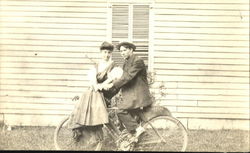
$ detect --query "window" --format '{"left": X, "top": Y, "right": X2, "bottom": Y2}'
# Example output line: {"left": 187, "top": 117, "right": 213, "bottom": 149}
{"left": 110, "top": 4, "right": 150, "bottom": 67}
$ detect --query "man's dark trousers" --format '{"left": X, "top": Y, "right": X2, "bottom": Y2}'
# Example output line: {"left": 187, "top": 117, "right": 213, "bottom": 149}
{"left": 117, "top": 108, "right": 143, "bottom": 133}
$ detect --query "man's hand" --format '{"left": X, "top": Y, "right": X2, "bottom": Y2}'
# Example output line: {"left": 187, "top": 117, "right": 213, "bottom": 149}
{"left": 102, "top": 83, "right": 113, "bottom": 90}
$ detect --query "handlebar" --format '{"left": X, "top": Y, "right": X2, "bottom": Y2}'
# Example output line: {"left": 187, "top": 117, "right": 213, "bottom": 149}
{"left": 107, "top": 107, "right": 119, "bottom": 110}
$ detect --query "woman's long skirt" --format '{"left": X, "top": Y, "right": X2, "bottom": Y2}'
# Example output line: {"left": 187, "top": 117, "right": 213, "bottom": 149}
{"left": 68, "top": 89, "right": 109, "bottom": 129}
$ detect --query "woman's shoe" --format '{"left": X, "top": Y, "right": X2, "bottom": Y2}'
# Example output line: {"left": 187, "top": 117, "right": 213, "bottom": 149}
{"left": 72, "top": 129, "right": 82, "bottom": 142}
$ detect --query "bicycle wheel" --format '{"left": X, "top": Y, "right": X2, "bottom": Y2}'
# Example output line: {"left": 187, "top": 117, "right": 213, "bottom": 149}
{"left": 134, "top": 116, "right": 188, "bottom": 151}
{"left": 54, "top": 116, "right": 102, "bottom": 150}
{"left": 101, "top": 124, "right": 119, "bottom": 151}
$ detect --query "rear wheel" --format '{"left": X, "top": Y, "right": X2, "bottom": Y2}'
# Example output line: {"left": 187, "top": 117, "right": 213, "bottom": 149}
{"left": 54, "top": 116, "right": 102, "bottom": 150}
{"left": 134, "top": 116, "right": 188, "bottom": 151}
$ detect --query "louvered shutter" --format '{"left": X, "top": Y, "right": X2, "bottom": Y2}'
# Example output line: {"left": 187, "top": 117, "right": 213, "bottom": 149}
{"left": 132, "top": 5, "right": 149, "bottom": 66}
{"left": 111, "top": 4, "right": 149, "bottom": 67}
{"left": 112, "top": 5, "right": 129, "bottom": 67}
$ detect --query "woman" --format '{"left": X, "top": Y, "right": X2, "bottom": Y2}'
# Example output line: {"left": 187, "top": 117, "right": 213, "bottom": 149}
{"left": 67, "top": 41, "right": 122, "bottom": 143}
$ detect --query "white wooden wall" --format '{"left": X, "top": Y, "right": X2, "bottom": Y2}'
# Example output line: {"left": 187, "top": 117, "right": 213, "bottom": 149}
{"left": 0, "top": 0, "right": 249, "bottom": 129}
{"left": 152, "top": 0, "right": 249, "bottom": 124}
{"left": 0, "top": 0, "right": 108, "bottom": 126}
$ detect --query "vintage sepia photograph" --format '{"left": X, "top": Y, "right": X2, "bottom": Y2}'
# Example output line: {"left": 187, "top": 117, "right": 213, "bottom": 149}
{"left": 0, "top": 0, "right": 249, "bottom": 151}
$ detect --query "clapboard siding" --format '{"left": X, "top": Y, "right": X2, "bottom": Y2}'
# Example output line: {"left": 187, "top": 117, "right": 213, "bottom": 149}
{"left": 1, "top": 5, "right": 107, "bottom": 13}
{"left": 154, "top": 3, "right": 249, "bottom": 10}
{"left": 0, "top": 84, "right": 85, "bottom": 93}
{"left": 0, "top": 96, "right": 74, "bottom": 104}
{"left": 153, "top": 88, "right": 249, "bottom": 96}
{"left": 0, "top": 0, "right": 249, "bottom": 128}
{"left": 152, "top": 93, "right": 249, "bottom": 101}
{"left": 153, "top": 0, "right": 249, "bottom": 120}
{"left": 151, "top": 82, "right": 249, "bottom": 90}
{"left": 154, "top": 27, "right": 248, "bottom": 35}
{"left": 1, "top": 109, "right": 71, "bottom": 115}
{"left": 0, "top": 79, "right": 86, "bottom": 87}
{"left": 154, "top": 40, "right": 248, "bottom": 47}
{"left": 154, "top": 33, "right": 249, "bottom": 41}
{"left": 154, "top": 46, "right": 249, "bottom": 53}
{"left": 1, "top": 34, "right": 106, "bottom": 41}
{"left": 0, "top": 102, "right": 74, "bottom": 111}
{"left": 175, "top": 112, "right": 249, "bottom": 119}
{"left": 0, "top": 51, "right": 105, "bottom": 59}
{"left": 1, "top": 1, "right": 107, "bottom": 7}
{"left": 0, "top": 0, "right": 108, "bottom": 118}
{"left": 0, "top": 67, "right": 89, "bottom": 75}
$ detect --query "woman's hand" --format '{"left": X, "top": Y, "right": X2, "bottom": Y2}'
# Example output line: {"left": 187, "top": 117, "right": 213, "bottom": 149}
{"left": 72, "top": 96, "right": 79, "bottom": 101}
{"left": 108, "top": 67, "right": 123, "bottom": 80}
{"left": 93, "top": 84, "right": 103, "bottom": 91}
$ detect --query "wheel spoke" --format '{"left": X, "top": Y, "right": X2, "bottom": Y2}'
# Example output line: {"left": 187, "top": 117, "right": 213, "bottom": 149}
{"left": 54, "top": 117, "right": 102, "bottom": 151}
{"left": 54, "top": 115, "right": 188, "bottom": 151}
{"left": 134, "top": 116, "right": 188, "bottom": 151}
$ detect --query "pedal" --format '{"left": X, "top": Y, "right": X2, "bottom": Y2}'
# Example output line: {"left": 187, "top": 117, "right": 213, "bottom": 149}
{"left": 128, "top": 136, "right": 138, "bottom": 143}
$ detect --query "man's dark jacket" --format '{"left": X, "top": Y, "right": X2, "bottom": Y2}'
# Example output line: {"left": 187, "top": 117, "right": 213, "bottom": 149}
{"left": 113, "top": 54, "right": 152, "bottom": 109}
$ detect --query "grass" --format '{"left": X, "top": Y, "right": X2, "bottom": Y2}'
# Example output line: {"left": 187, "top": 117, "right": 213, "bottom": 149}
{"left": 186, "top": 129, "right": 249, "bottom": 152}
{"left": 0, "top": 124, "right": 249, "bottom": 152}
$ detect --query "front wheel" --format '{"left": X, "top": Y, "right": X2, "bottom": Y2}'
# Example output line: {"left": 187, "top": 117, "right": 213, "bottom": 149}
{"left": 134, "top": 116, "right": 188, "bottom": 151}
{"left": 54, "top": 116, "right": 102, "bottom": 150}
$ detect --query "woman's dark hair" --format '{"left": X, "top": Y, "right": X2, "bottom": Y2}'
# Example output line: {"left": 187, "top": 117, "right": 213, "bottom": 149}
{"left": 100, "top": 41, "right": 114, "bottom": 51}
{"left": 116, "top": 42, "right": 136, "bottom": 51}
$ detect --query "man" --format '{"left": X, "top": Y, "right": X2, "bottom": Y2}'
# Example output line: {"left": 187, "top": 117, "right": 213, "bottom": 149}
{"left": 104, "top": 42, "right": 153, "bottom": 140}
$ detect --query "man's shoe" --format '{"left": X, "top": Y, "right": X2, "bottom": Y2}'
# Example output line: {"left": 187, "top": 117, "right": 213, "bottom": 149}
{"left": 134, "top": 126, "right": 145, "bottom": 138}
{"left": 95, "top": 141, "right": 103, "bottom": 151}
{"left": 127, "top": 133, "right": 138, "bottom": 143}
